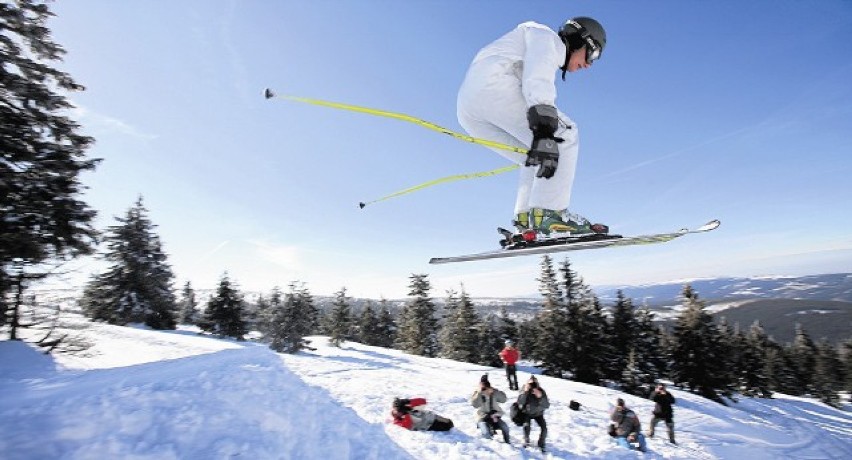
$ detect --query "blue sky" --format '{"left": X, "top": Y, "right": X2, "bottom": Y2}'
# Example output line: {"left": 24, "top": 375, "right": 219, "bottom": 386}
{"left": 47, "top": 1, "right": 852, "bottom": 298}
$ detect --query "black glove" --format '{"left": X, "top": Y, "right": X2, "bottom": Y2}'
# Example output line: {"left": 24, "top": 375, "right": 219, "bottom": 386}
{"left": 525, "top": 104, "right": 562, "bottom": 179}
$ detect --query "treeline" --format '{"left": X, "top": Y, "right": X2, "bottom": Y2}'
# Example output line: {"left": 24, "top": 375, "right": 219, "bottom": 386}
{"left": 68, "top": 198, "right": 851, "bottom": 407}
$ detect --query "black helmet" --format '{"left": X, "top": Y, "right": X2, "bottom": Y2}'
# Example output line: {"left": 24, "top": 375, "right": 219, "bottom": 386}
{"left": 558, "top": 16, "right": 606, "bottom": 63}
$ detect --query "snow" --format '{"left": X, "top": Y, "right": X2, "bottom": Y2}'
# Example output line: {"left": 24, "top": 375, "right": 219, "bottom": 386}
{"left": 1, "top": 318, "right": 851, "bottom": 459}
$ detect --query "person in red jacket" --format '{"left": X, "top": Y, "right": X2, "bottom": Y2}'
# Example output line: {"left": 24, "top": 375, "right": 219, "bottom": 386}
{"left": 499, "top": 340, "right": 520, "bottom": 390}
{"left": 390, "top": 397, "right": 454, "bottom": 431}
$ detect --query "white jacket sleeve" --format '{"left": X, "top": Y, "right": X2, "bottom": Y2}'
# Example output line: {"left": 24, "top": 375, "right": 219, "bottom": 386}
{"left": 520, "top": 24, "right": 562, "bottom": 109}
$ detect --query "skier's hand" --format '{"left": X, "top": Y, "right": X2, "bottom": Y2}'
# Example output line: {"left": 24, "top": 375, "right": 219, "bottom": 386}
{"left": 526, "top": 104, "right": 562, "bottom": 179}
{"left": 526, "top": 137, "right": 560, "bottom": 179}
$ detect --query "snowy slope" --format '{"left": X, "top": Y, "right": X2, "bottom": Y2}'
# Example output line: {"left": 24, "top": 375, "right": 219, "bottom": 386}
{"left": 1, "top": 318, "right": 850, "bottom": 460}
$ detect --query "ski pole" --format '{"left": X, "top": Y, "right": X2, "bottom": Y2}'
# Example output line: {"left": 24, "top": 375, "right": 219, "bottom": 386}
{"left": 263, "top": 88, "right": 526, "bottom": 208}
{"left": 263, "top": 88, "right": 528, "bottom": 155}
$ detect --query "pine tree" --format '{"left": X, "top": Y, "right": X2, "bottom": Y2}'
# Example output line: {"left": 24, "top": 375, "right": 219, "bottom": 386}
{"left": 375, "top": 299, "right": 397, "bottom": 348}
{"left": 741, "top": 321, "right": 772, "bottom": 398}
{"left": 841, "top": 339, "right": 852, "bottom": 393}
{"left": 497, "top": 306, "right": 519, "bottom": 344}
{"left": 763, "top": 341, "right": 799, "bottom": 396}
{"left": 80, "top": 197, "right": 177, "bottom": 329}
{"left": 533, "top": 255, "right": 570, "bottom": 377}
{"left": 1, "top": 0, "right": 99, "bottom": 318}
{"left": 477, "top": 313, "right": 505, "bottom": 368}
{"left": 199, "top": 272, "right": 246, "bottom": 340}
{"left": 634, "top": 307, "right": 668, "bottom": 381}
{"left": 395, "top": 274, "right": 439, "bottom": 357}
{"left": 267, "top": 282, "right": 318, "bottom": 353}
{"left": 789, "top": 323, "right": 818, "bottom": 396}
{"left": 609, "top": 290, "right": 639, "bottom": 380}
{"left": 178, "top": 281, "right": 198, "bottom": 325}
{"left": 328, "top": 287, "right": 353, "bottom": 347}
{"left": 572, "top": 287, "right": 610, "bottom": 385}
{"left": 813, "top": 340, "right": 843, "bottom": 407}
{"left": 670, "top": 285, "right": 732, "bottom": 403}
{"left": 620, "top": 349, "right": 655, "bottom": 396}
{"left": 439, "top": 287, "right": 481, "bottom": 364}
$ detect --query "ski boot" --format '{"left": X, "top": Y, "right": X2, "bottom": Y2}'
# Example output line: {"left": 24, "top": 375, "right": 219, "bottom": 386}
{"left": 531, "top": 208, "right": 609, "bottom": 236}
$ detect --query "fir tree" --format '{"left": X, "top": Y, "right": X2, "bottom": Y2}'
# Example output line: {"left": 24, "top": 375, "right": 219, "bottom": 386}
{"left": 533, "top": 255, "right": 570, "bottom": 377}
{"left": 789, "top": 323, "right": 818, "bottom": 396}
{"left": 267, "top": 282, "right": 318, "bottom": 353}
{"left": 199, "top": 273, "right": 246, "bottom": 340}
{"left": 439, "top": 287, "right": 481, "bottom": 364}
{"left": 635, "top": 307, "right": 668, "bottom": 381}
{"left": 497, "top": 306, "right": 519, "bottom": 344}
{"left": 327, "top": 287, "right": 353, "bottom": 347}
{"left": 609, "top": 290, "right": 639, "bottom": 379}
{"left": 1, "top": 0, "right": 99, "bottom": 319}
{"left": 763, "top": 341, "right": 799, "bottom": 396}
{"left": 80, "top": 197, "right": 177, "bottom": 329}
{"left": 395, "top": 274, "right": 439, "bottom": 357}
{"left": 620, "top": 349, "right": 655, "bottom": 396}
{"left": 477, "top": 313, "right": 505, "bottom": 368}
{"left": 178, "top": 281, "right": 198, "bottom": 325}
{"left": 841, "top": 339, "right": 852, "bottom": 394}
{"left": 813, "top": 340, "right": 844, "bottom": 407}
{"left": 742, "top": 321, "right": 773, "bottom": 398}
{"left": 670, "top": 285, "right": 732, "bottom": 403}
{"left": 375, "top": 299, "right": 397, "bottom": 348}
{"left": 571, "top": 286, "right": 610, "bottom": 385}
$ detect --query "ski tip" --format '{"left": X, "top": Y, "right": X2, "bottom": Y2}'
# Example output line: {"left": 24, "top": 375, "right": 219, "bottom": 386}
{"left": 358, "top": 202, "right": 366, "bottom": 209}
{"left": 698, "top": 219, "right": 721, "bottom": 232}
{"left": 263, "top": 88, "right": 275, "bottom": 99}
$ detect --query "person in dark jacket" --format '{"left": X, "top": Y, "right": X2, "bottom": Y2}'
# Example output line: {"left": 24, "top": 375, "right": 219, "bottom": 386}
{"left": 390, "top": 397, "right": 454, "bottom": 431}
{"left": 610, "top": 398, "right": 647, "bottom": 452}
{"left": 516, "top": 375, "right": 550, "bottom": 452}
{"left": 648, "top": 383, "right": 676, "bottom": 444}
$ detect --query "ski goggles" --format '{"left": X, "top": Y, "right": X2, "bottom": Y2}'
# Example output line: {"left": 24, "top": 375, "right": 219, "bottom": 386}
{"left": 566, "top": 20, "right": 602, "bottom": 64}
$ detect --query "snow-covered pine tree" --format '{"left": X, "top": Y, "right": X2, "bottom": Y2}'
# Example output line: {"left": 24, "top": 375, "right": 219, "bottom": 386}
{"left": 620, "top": 348, "right": 654, "bottom": 396}
{"left": 1, "top": 0, "right": 98, "bottom": 320}
{"left": 477, "top": 313, "right": 505, "bottom": 368}
{"left": 634, "top": 307, "right": 668, "bottom": 382}
{"left": 670, "top": 285, "right": 732, "bottom": 403}
{"left": 80, "top": 197, "right": 177, "bottom": 329}
{"left": 199, "top": 272, "right": 247, "bottom": 340}
{"left": 813, "top": 339, "right": 844, "bottom": 407}
{"left": 267, "top": 282, "right": 317, "bottom": 353}
{"left": 375, "top": 299, "right": 397, "bottom": 348}
{"left": 328, "top": 287, "right": 353, "bottom": 347}
{"left": 356, "top": 300, "right": 381, "bottom": 346}
{"left": 395, "top": 274, "right": 439, "bottom": 357}
{"left": 789, "top": 323, "right": 818, "bottom": 396}
{"left": 178, "top": 281, "right": 198, "bottom": 325}
{"left": 570, "top": 285, "right": 610, "bottom": 384}
{"left": 842, "top": 339, "right": 852, "bottom": 394}
{"left": 532, "top": 255, "right": 570, "bottom": 377}
{"left": 763, "top": 340, "right": 799, "bottom": 396}
{"left": 609, "top": 290, "right": 639, "bottom": 379}
{"left": 439, "top": 287, "right": 481, "bottom": 364}
{"left": 739, "top": 321, "right": 772, "bottom": 398}
{"left": 497, "top": 306, "right": 519, "bottom": 344}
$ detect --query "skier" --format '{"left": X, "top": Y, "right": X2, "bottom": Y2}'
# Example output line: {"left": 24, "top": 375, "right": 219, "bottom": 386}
{"left": 517, "top": 375, "right": 550, "bottom": 452}
{"left": 498, "top": 339, "right": 520, "bottom": 390}
{"left": 470, "top": 374, "right": 511, "bottom": 444}
{"left": 390, "top": 397, "right": 454, "bottom": 431}
{"left": 457, "top": 17, "right": 609, "bottom": 236}
{"left": 648, "top": 383, "right": 676, "bottom": 444}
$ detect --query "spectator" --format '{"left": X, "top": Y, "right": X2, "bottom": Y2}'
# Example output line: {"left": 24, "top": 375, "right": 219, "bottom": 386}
{"left": 390, "top": 397, "right": 454, "bottom": 431}
{"left": 470, "top": 374, "right": 511, "bottom": 443}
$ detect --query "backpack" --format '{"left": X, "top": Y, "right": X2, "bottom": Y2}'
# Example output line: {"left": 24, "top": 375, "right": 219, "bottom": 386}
{"left": 510, "top": 402, "right": 528, "bottom": 426}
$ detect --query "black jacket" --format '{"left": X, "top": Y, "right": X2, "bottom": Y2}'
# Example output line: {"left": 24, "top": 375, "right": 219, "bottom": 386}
{"left": 651, "top": 391, "right": 675, "bottom": 418}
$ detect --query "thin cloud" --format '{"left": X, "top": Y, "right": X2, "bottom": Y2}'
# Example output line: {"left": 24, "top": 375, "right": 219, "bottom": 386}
{"left": 70, "top": 104, "right": 158, "bottom": 140}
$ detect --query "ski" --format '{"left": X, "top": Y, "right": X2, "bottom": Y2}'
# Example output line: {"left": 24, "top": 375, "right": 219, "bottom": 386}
{"left": 428, "top": 220, "right": 720, "bottom": 264}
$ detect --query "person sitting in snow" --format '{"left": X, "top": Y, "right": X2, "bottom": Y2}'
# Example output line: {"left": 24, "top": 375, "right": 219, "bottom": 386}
{"left": 609, "top": 398, "right": 647, "bottom": 452}
{"left": 390, "top": 397, "right": 454, "bottom": 431}
{"left": 470, "top": 374, "right": 511, "bottom": 444}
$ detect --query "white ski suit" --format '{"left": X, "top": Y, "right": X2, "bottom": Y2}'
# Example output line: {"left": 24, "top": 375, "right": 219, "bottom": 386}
{"left": 457, "top": 21, "right": 579, "bottom": 215}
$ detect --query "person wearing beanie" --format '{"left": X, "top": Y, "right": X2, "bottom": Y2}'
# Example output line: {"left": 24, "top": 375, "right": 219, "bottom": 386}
{"left": 390, "top": 397, "right": 454, "bottom": 431}
{"left": 471, "top": 374, "right": 511, "bottom": 443}
{"left": 610, "top": 398, "right": 647, "bottom": 452}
